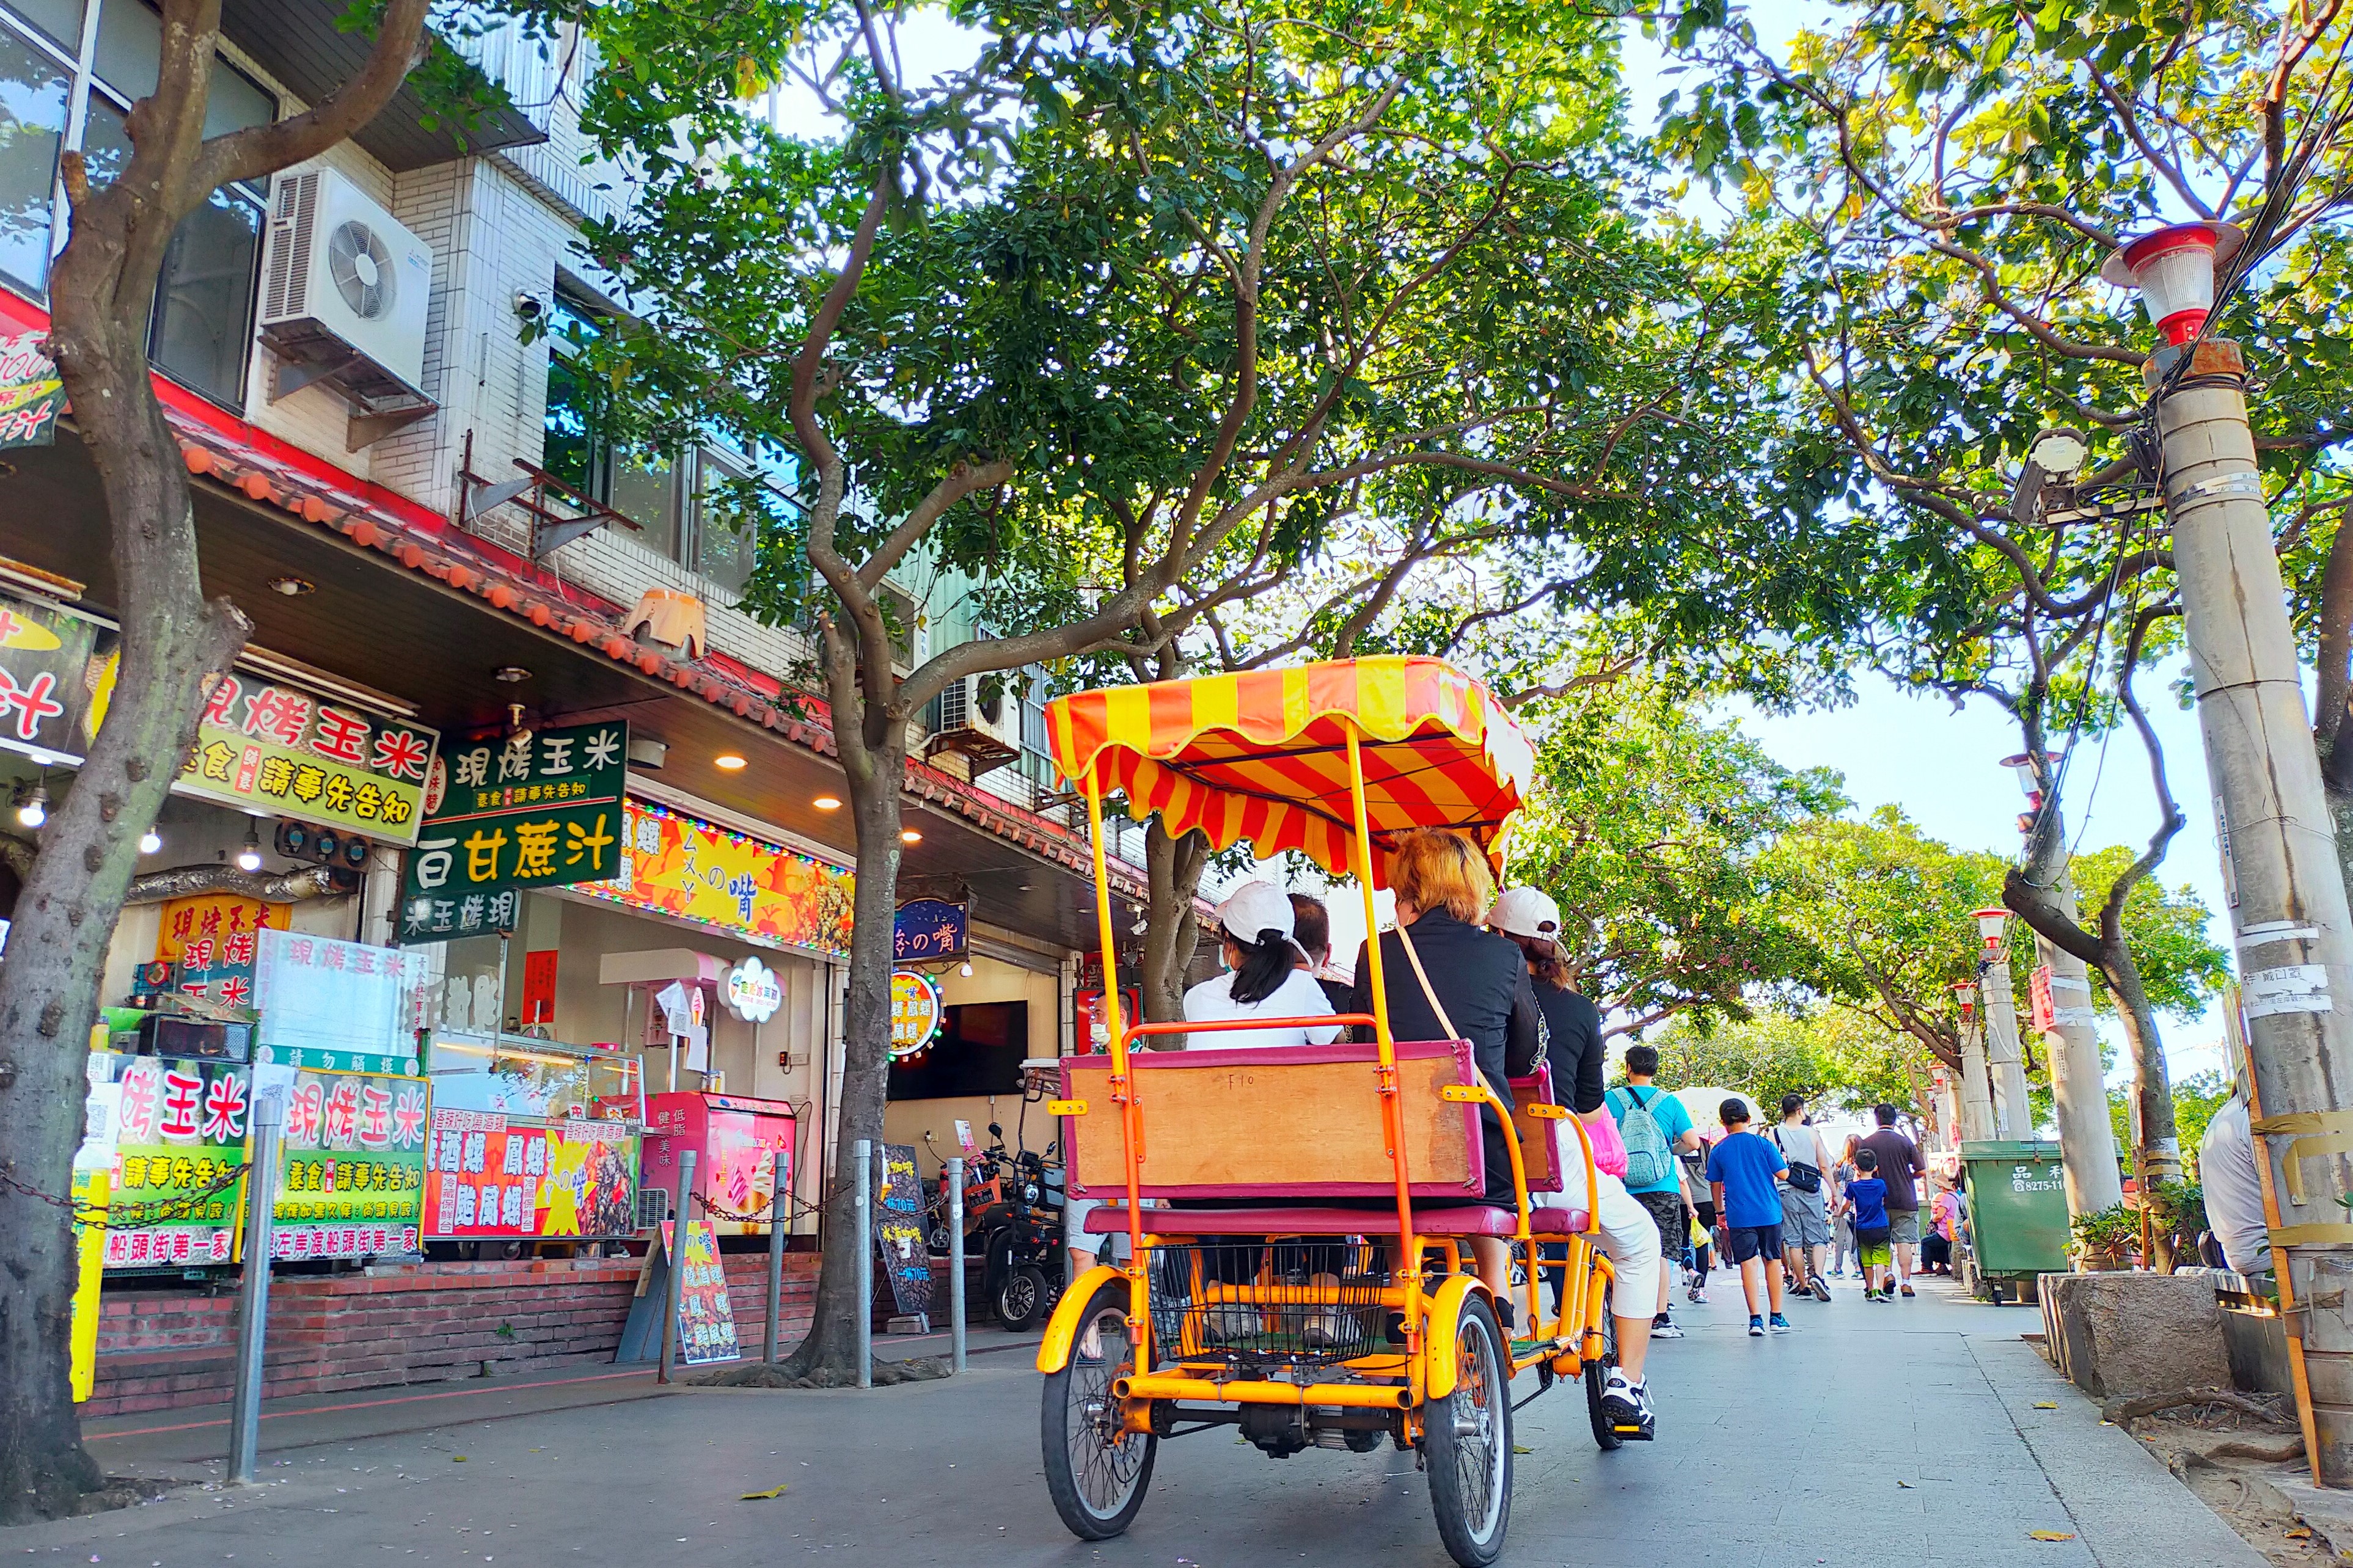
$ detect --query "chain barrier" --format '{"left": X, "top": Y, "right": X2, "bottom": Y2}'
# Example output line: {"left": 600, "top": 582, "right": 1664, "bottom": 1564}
{"left": 1, "top": 1161, "right": 254, "bottom": 1231}
{"left": 689, "top": 1186, "right": 820, "bottom": 1227}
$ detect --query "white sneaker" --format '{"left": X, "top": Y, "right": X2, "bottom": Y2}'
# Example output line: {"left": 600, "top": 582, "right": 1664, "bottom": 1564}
{"left": 1650, "top": 1319, "right": 1685, "bottom": 1340}
{"left": 1600, "top": 1371, "right": 1655, "bottom": 1440}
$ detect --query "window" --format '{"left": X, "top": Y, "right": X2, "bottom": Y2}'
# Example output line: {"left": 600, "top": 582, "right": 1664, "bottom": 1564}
{"left": 0, "top": 0, "right": 275, "bottom": 405}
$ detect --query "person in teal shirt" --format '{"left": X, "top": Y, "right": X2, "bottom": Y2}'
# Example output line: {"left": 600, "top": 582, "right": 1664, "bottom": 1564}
{"left": 1605, "top": 1045, "right": 1702, "bottom": 1336}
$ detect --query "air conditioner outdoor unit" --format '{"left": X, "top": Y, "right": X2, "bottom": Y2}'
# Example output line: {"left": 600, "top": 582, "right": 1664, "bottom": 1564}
{"left": 257, "top": 167, "right": 437, "bottom": 450}
{"left": 928, "top": 673, "right": 1023, "bottom": 775}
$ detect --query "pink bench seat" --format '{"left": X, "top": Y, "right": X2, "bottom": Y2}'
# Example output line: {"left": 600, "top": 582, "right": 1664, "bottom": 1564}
{"left": 1081, "top": 1204, "right": 1592, "bottom": 1238}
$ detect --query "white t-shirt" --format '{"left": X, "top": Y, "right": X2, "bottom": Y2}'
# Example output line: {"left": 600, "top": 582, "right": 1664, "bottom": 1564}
{"left": 1180, "top": 969, "right": 1342, "bottom": 1050}
{"left": 2200, "top": 1094, "right": 2269, "bottom": 1275}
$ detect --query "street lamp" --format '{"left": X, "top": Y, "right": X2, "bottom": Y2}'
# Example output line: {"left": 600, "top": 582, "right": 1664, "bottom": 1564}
{"left": 1951, "top": 980, "right": 1979, "bottom": 1018}
{"left": 2099, "top": 221, "right": 2245, "bottom": 346}
{"left": 1970, "top": 906, "right": 2009, "bottom": 957}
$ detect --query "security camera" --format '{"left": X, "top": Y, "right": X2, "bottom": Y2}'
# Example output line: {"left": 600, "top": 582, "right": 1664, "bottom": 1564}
{"left": 514, "top": 291, "right": 547, "bottom": 322}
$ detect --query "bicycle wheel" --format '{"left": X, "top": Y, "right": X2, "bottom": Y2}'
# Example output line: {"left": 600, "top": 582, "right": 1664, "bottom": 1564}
{"left": 1583, "top": 1282, "right": 1621, "bottom": 1453}
{"left": 1425, "top": 1294, "right": 1513, "bottom": 1567}
{"left": 1041, "top": 1280, "right": 1156, "bottom": 1540}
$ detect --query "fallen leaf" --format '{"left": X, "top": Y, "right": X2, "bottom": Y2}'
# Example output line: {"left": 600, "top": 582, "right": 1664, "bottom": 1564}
{"left": 740, "top": 1487, "right": 788, "bottom": 1501}
{"left": 1511, "top": 1446, "right": 1533, "bottom": 1455}
{"left": 1896, "top": 1481, "right": 1915, "bottom": 1489}
{"left": 2033, "top": 1402, "right": 2058, "bottom": 1410}
{"left": 451, "top": 1456, "right": 468, "bottom": 1464}
{"left": 2027, "top": 1531, "right": 2076, "bottom": 1542}
{"left": 2286, "top": 1527, "right": 2313, "bottom": 1540}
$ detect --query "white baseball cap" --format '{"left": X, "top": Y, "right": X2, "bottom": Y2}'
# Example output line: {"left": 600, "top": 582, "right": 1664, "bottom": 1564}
{"left": 1486, "top": 886, "right": 1562, "bottom": 939}
{"left": 1217, "top": 880, "right": 1298, "bottom": 946}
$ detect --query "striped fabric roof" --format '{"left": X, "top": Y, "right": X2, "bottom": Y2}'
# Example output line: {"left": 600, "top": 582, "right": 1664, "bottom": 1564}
{"left": 1044, "top": 657, "right": 1535, "bottom": 884}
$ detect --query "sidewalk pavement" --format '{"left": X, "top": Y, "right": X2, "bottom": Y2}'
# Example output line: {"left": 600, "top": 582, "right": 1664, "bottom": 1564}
{"left": 9, "top": 1274, "right": 2264, "bottom": 1567}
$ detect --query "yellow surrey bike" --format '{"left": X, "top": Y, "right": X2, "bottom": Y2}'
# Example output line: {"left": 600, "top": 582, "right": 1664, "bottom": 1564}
{"left": 1034, "top": 656, "right": 1625, "bottom": 1568}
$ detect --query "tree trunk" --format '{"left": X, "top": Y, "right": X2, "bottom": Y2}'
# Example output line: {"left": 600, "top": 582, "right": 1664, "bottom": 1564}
{"left": 1138, "top": 819, "right": 1207, "bottom": 1035}
{"left": 781, "top": 729, "right": 905, "bottom": 1380}
{"left": 0, "top": 250, "right": 248, "bottom": 1517}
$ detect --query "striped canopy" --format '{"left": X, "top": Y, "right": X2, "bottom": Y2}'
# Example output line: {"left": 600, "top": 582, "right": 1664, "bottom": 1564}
{"left": 1044, "top": 657, "right": 1535, "bottom": 884}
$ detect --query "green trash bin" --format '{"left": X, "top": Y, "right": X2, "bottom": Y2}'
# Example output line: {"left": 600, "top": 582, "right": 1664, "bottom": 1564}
{"left": 1960, "top": 1140, "right": 2071, "bottom": 1304}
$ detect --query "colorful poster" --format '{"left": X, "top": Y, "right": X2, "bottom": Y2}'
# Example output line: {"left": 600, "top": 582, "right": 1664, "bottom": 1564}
{"left": 423, "top": 1109, "right": 640, "bottom": 1239}
{"left": 100, "top": 1054, "right": 251, "bottom": 1270}
{"left": 0, "top": 330, "right": 63, "bottom": 447}
{"left": 889, "top": 971, "right": 942, "bottom": 1060}
{"left": 871, "top": 1142, "right": 932, "bottom": 1319}
{"left": 576, "top": 797, "right": 854, "bottom": 957}
{"left": 399, "top": 722, "right": 629, "bottom": 928}
{"left": 69, "top": 1165, "right": 108, "bottom": 1401}
{"left": 661, "top": 1216, "right": 741, "bottom": 1365}
{"left": 178, "top": 673, "right": 437, "bottom": 845}
{"left": 270, "top": 1067, "right": 431, "bottom": 1260}
{"left": 252, "top": 929, "right": 420, "bottom": 1073}
{"left": 0, "top": 589, "right": 106, "bottom": 764}
{"left": 149, "top": 893, "right": 291, "bottom": 1011}
{"left": 893, "top": 897, "right": 968, "bottom": 963}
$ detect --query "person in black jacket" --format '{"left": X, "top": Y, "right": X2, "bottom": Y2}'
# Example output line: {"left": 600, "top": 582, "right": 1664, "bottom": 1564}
{"left": 1348, "top": 829, "right": 1540, "bottom": 1296}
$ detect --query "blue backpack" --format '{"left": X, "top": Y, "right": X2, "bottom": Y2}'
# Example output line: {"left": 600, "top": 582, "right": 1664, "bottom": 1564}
{"left": 1616, "top": 1087, "right": 1674, "bottom": 1189}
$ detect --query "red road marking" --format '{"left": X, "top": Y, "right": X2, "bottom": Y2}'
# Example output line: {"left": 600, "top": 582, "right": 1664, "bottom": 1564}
{"left": 87, "top": 1369, "right": 654, "bottom": 1440}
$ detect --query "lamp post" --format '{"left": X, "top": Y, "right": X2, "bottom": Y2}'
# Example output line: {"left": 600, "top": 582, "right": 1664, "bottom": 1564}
{"left": 2109, "top": 219, "right": 2353, "bottom": 1482}
{"left": 1999, "top": 757, "right": 2124, "bottom": 1219}
{"left": 1972, "top": 906, "right": 2034, "bottom": 1142}
{"left": 1950, "top": 980, "right": 1997, "bottom": 1143}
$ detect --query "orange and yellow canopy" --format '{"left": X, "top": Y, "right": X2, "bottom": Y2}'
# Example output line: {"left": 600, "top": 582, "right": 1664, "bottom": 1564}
{"left": 1043, "top": 657, "right": 1534, "bottom": 885}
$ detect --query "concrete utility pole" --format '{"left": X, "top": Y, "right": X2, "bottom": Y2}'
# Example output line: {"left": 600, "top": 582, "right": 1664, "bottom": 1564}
{"left": 2106, "top": 222, "right": 2353, "bottom": 1483}
{"left": 1955, "top": 999, "right": 1998, "bottom": 1143}
{"left": 2031, "top": 862, "right": 2126, "bottom": 1218}
{"left": 1978, "top": 948, "right": 2033, "bottom": 1140}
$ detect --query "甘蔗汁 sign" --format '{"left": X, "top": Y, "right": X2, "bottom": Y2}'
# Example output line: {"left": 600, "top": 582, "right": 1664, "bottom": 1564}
{"left": 398, "top": 722, "right": 628, "bottom": 939}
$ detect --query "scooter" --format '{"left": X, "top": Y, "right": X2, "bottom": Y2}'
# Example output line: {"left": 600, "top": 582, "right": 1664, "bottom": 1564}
{"left": 982, "top": 1136, "right": 1065, "bottom": 1331}
{"left": 920, "top": 1129, "right": 1005, "bottom": 1254}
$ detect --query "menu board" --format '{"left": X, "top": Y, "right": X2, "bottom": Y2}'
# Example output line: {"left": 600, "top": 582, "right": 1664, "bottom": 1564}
{"left": 100, "top": 1055, "right": 250, "bottom": 1270}
{"left": 661, "top": 1217, "right": 741, "bottom": 1365}
{"left": 270, "top": 1067, "right": 431, "bottom": 1260}
{"left": 252, "top": 929, "right": 419, "bottom": 1073}
{"left": 180, "top": 671, "right": 437, "bottom": 845}
{"left": 424, "top": 1110, "right": 639, "bottom": 1239}
{"left": 872, "top": 1142, "right": 932, "bottom": 1319}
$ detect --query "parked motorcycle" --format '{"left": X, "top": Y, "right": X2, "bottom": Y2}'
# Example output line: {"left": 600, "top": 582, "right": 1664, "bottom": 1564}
{"left": 921, "top": 1130, "right": 1006, "bottom": 1255}
{"left": 982, "top": 1134, "right": 1065, "bottom": 1331}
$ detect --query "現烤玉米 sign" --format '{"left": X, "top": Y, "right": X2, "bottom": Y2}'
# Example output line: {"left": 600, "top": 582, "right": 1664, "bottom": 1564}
{"left": 180, "top": 669, "right": 438, "bottom": 845}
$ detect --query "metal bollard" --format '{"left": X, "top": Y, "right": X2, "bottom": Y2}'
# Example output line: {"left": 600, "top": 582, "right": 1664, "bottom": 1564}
{"left": 852, "top": 1139, "right": 872, "bottom": 1389}
{"left": 946, "top": 1156, "right": 967, "bottom": 1373}
{"left": 227, "top": 1091, "right": 285, "bottom": 1484}
{"left": 763, "top": 1149, "right": 788, "bottom": 1363}
{"left": 658, "top": 1150, "right": 697, "bottom": 1385}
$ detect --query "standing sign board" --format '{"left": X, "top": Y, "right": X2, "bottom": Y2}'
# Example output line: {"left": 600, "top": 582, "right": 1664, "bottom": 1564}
{"left": 663, "top": 1217, "right": 741, "bottom": 1365}
{"left": 180, "top": 671, "right": 437, "bottom": 844}
{"left": 872, "top": 1142, "right": 934, "bottom": 1320}
{"left": 98, "top": 1054, "right": 249, "bottom": 1269}
{"left": 399, "top": 721, "right": 628, "bottom": 939}
{"left": 272, "top": 1067, "right": 431, "bottom": 1260}
{"left": 425, "top": 1110, "right": 640, "bottom": 1239}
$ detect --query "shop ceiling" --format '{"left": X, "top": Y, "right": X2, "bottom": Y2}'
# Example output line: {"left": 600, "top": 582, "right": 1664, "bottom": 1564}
{"left": 0, "top": 445, "right": 1140, "bottom": 952}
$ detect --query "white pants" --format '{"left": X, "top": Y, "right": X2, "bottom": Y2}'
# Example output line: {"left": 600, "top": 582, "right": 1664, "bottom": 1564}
{"left": 1534, "top": 1123, "right": 1662, "bottom": 1314}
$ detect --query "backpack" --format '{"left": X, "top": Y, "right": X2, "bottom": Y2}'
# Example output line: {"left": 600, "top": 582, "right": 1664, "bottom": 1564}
{"left": 1616, "top": 1087, "right": 1674, "bottom": 1189}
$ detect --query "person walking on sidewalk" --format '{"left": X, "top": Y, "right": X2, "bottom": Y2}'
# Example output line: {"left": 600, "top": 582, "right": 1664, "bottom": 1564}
{"left": 1843, "top": 1149, "right": 1894, "bottom": 1300}
{"left": 1607, "top": 1045, "right": 1704, "bottom": 1339}
{"left": 1859, "top": 1104, "right": 1927, "bottom": 1298}
{"left": 1771, "top": 1096, "right": 1836, "bottom": 1303}
{"left": 1829, "top": 1134, "right": 1861, "bottom": 1277}
{"left": 1707, "top": 1098, "right": 1792, "bottom": 1336}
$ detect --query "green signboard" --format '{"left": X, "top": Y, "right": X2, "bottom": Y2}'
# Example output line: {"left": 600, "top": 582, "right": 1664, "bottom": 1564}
{"left": 399, "top": 721, "right": 628, "bottom": 940}
{"left": 97, "top": 1053, "right": 251, "bottom": 1271}
{"left": 269, "top": 1067, "right": 431, "bottom": 1261}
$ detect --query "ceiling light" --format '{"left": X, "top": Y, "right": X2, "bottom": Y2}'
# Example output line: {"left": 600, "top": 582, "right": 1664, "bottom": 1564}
{"left": 900, "top": 829, "right": 921, "bottom": 844}
{"left": 813, "top": 795, "right": 841, "bottom": 811}
{"left": 138, "top": 827, "right": 162, "bottom": 855}
{"left": 494, "top": 666, "right": 532, "bottom": 684}
{"left": 268, "top": 576, "right": 314, "bottom": 597}
{"left": 15, "top": 784, "right": 45, "bottom": 829}
{"left": 236, "top": 825, "right": 264, "bottom": 872}
{"left": 714, "top": 754, "right": 747, "bottom": 771}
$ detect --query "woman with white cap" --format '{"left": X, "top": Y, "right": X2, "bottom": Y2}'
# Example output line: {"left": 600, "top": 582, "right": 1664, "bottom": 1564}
{"left": 1488, "top": 884, "right": 1666, "bottom": 1442}
{"left": 1180, "top": 880, "right": 1343, "bottom": 1048}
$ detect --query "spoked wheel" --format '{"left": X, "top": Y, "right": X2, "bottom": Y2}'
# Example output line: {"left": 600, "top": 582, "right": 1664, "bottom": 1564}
{"left": 1583, "top": 1281, "right": 1622, "bottom": 1453}
{"left": 1041, "top": 1280, "right": 1157, "bottom": 1541}
{"left": 997, "top": 1266, "right": 1048, "bottom": 1330}
{"left": 1425, "top": 1294, "right": 1513, "bottom": 1567}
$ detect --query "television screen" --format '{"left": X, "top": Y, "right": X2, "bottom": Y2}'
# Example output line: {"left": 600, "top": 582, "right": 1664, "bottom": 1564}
{"left": 887, "top": 1001, "right": 1029, "bottom": 1100}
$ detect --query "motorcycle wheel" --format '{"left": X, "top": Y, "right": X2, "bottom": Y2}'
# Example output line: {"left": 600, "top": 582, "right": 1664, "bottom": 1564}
{"left": 997, "top": 1265, "right": 1050, "bottom": 1330}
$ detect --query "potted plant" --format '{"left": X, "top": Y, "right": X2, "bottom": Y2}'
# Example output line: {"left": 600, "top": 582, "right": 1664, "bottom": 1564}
{"left": 2071, "top": 1203, "right": 2139, "bottom": 1271}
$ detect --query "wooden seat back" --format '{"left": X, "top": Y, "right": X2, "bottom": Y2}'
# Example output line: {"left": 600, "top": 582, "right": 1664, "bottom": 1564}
{"left": 1507, "top": 1061, "right": 1564, "bottom": 1194}
{"left": 1059, "top": 1038, "right": 1488, "bottom": 1201}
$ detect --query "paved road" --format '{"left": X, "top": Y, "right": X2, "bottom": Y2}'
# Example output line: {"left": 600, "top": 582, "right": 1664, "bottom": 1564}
{"left": 18, "top": 1275, "right": 2262, "bottom": 1567}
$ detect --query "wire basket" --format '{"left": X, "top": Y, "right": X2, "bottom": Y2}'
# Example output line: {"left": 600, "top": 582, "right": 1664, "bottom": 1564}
{"left": 1148, "top": 1241, "right": 1394, "bottom": 1369}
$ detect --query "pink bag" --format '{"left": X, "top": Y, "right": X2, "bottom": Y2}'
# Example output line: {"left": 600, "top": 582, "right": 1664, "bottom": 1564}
{"left": 1584, "top": 1106, "right": 1630, "bottom": 1180}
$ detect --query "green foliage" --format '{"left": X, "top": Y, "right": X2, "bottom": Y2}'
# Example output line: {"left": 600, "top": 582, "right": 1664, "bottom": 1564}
{"left": 1506, "top": 679, "right": 1846, "bottom": 1032}
{"left": 2173, "top": 1069, "right": 2233, "bottom": 1178}
{"left": 2068, "top": 845, "right": 2230, "bottom": 1018}
{"left": 1649, "top": 1005, "right": 1915, "bottom": 1114}
{"left": 2071, "top": 1201, "right": 2141, "bottom": 1250}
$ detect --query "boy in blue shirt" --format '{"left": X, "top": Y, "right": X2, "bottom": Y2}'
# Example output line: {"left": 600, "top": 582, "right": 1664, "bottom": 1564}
{"left": 1705, "top": 1099, "right": 1791, "bottom": 1336}
{"left": 1842, "top": 1149, "right": 1894, "bottom": 1302}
